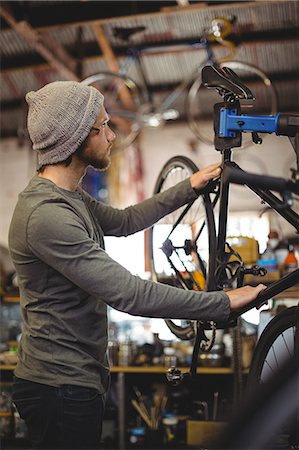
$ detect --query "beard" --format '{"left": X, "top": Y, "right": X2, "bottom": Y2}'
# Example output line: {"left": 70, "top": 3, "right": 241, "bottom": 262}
{"left": 78, "top": 144, "right": 112, "bottom": 171}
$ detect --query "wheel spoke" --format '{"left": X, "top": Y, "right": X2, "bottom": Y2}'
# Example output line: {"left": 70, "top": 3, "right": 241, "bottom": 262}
{"left": 82, "top": 72, "right": 142, "bottom": 152}
{"left": 148, "top": 156, "right": 216, "bottom": 339}
{"left": 247, "top": 308, "right": 298, "bottom": 447}
{"left": 248, "top": 307, "right": 297, "bottom": 386}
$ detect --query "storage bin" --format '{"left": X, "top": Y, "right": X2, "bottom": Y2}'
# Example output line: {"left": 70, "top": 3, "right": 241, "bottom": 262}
{"left": 186, "top": 420, "right": 226, "bottom": 447}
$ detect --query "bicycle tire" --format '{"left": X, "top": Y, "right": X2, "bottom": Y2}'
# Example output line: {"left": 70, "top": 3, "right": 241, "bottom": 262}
{"left": 245, "top": 306, "right": 298, "bottom": 448}
{"left": 148, "top": 155, "right": 216, "bottom": 339}
{"left": 81, "top": 72, "right": 144, "bottom": 153}
{"left": 187, "top": 61, "right": 278, "bottom": 147}
{"left": 221, "top": 358, "right": 299, "bottom": 449}
{"left": 247, "top": 306, "right": 297, "bottom": 389}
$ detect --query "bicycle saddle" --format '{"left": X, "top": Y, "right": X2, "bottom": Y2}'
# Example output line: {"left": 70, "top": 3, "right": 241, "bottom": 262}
{"left": 202, "top": 65, "right": 254, "bottom": 100}
{"left": 113, "top": 26, "right": 146, "bottom": 42}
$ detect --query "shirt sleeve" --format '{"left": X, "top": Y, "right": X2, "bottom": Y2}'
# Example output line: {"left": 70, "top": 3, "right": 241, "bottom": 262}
{"left": 26, "top": 202, "right": 231, "bottom": 323}
{"left": 83, "top": 178, "right": 198, "bottom": 236}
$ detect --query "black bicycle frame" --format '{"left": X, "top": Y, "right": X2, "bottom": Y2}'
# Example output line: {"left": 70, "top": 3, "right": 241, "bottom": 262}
{"left": 209, "top": 92, "right": 299, "bottom": 322}
{"left": 216, "top": 153, "right": 299, "bottom": 263}
{"left": 211, "top": 150, "right": 299, "bottom": 320}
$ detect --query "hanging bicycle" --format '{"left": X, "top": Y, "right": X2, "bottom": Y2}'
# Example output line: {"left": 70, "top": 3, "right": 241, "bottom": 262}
{"left": 81, "top": 17, "right": 277, "bottom": 152}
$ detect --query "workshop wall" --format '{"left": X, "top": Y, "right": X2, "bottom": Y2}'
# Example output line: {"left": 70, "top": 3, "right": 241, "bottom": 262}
{"left": 1, "top": 123, "right": 298, "bottom": 249}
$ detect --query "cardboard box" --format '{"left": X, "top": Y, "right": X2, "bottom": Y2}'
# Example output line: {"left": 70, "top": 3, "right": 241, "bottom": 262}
{"left": 186, "top": 420, "right": 226, "bottom": 447}
{"left": 227, "top": 236, "right": 259, "bottom": 264}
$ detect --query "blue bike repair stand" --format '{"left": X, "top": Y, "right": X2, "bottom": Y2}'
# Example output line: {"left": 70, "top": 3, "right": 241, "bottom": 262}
{"left": 214, "top": 99, "right": 299, "bottom": 161}
{"left": 218, "top": 109, "right": 280, "bottom": 137}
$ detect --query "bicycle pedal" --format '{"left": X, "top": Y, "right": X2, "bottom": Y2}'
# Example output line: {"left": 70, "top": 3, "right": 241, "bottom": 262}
{"left": 244, "top": 265, "right": 267, "bottom": 277}
{"left": 166, "top": 366, "right": 185, "bottom": 386}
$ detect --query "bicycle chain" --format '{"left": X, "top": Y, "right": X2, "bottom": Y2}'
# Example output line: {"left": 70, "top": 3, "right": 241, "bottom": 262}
{"left": 200, "top": 321, "right": 217, "bottom": 352}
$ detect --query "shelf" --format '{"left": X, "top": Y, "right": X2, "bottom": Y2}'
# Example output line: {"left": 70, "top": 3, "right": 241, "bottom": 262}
{"left": 0, "top": 364, "right": 236, "bottom": 374}
{"left": 0, "top": 365, "right": 16, "bottom": 371}
{"left": 273, "top": 287, "right": 299, "bottom": 299}
{"left": 111, "top": 366, "right": 235, "bottom": 374}
{"left": 2, "top": 295, "right": 20, "bottom": 303}
{"left": 0, "top": 411, "right": 12, "bottom": 417}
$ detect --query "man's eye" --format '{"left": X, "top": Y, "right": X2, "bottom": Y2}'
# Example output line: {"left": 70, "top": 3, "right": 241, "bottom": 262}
{"left": 93, "top": 122, "right": 108, "bottom": 134}
{"left": 93, "top": 126, "right": 103, "bottom": 134}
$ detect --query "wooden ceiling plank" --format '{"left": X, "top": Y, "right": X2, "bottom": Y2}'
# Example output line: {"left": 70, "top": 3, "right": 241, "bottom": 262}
{"left": 92, "top": 24, "right": 135, "bottom": 110}
{"left": 92, "top": 24, "right": 120, "bottom": 74}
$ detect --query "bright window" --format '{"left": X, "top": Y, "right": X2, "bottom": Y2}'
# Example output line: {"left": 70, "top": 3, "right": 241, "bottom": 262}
{"left": 105, "top": 231, "right": 179, "bottom": 340}
{"left": 226, "top": 211, "right": 270, "bottom": 254}
{"left": 105, "top": 212, "right": 270, "bottom": 336}
{"left": 105, "top": 231, "right": 145, "bottom": 277}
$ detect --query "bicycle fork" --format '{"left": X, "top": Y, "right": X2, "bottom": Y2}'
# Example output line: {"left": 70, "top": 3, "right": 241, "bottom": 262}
{"left": 214, "top": 148, "right": 232, "bottom": 290}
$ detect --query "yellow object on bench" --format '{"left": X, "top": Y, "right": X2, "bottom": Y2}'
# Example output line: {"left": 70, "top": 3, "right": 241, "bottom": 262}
{"left": 186, "top": 420, "right": 226, "bottom": 447}
{"left": 227, "top": 236, "right": 259, "bottom": 264}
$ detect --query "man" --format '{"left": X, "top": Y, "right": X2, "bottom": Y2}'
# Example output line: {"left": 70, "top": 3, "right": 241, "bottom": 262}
{"left": 9, "top": 81, "right": 265, "bottom": 449}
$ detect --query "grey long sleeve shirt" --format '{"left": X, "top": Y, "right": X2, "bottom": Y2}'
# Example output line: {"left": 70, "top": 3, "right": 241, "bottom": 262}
{"left": 9, "top": 175, "right": 230, "bottom": 392}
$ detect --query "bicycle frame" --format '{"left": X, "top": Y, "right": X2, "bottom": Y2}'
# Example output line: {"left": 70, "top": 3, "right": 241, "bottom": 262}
{"left": 119, "top": 36, "right": 228, "bottom": 112}
{"left": 161, "top": 70, "right": 298, "bottom": 438}
{"left": 214, "top": 151, "right": 299, "bottom": 324}
{"left": 204, "top": 74, "right": 299, "bottom": 323}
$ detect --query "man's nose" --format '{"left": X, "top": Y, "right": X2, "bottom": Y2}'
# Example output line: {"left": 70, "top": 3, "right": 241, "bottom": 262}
{"left": 108, "top": 126, "right": 116, "bottom": 142}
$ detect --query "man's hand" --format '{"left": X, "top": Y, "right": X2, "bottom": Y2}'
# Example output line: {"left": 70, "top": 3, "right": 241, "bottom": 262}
{"left": 226, "top": 284, "right": 267, "bottom": 311}
{"left": 190, "top": 163, "right": 222, "bottom": 191}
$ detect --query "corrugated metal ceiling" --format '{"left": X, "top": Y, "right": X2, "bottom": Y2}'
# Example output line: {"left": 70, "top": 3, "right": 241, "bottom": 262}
{"left": 0, "top": 0, "right": 298, "bottom": 138}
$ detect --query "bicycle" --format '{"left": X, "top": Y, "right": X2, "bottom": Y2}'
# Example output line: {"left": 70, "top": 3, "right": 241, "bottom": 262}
{"left": 148, "top": 65, "right": 299, "bottom": 446}
{"left": 81, "top": 16, "right": 277, "bottom": 152}
{"left": 219, "top": 356, "right": 299, "bottom": 449}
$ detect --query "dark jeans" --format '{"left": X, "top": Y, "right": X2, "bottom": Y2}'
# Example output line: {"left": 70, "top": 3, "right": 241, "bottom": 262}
{"left": 12, "top": 377, "right": 106, "bottom": 449}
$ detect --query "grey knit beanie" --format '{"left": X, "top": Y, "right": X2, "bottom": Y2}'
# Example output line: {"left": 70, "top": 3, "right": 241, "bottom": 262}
{"left": 26, "top": 81, "right": 104, "bottom": 168}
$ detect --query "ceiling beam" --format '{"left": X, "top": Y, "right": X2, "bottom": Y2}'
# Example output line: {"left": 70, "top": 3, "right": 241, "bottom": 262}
{"left": 0, "top": 2, "right": 79, "bottom": 81}
{"left": 91, "top": 24, "right": 136, "bottom": 111}
{"left": 92, "top": 24, "right": 120, "bottom": 74}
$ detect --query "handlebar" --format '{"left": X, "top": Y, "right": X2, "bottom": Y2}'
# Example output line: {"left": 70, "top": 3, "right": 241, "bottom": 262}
{"left": 222, "top": 164, "right": 299, "bottom": 195}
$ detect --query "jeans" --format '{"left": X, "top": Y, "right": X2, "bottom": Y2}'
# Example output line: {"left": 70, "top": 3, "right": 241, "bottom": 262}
{"left": 12, "top": 377, "right": 106, "bottom": 449}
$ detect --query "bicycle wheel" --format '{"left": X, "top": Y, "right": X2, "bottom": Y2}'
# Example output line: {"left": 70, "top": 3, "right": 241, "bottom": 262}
{"left": 187, "top": 61, "right": 278, "bottom": 147}
{"left": 148, "top": 155, "right": 217, "bottom": 339}
{"left": 245, "top": 306, "right": 298, "bottom": 448}
{"left": 220, "top": 358, "right": 299, "bottom": 449}
{"left": 81, "top": 72, "right": 144, "bottom": 153}
{"left": 247, "top": 306, "right": 297, "bottom": 388}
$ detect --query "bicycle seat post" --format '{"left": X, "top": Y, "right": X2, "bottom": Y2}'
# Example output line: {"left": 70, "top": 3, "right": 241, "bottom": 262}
{"left": 213, "top": 101, "right": 242, "bottom": 151}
